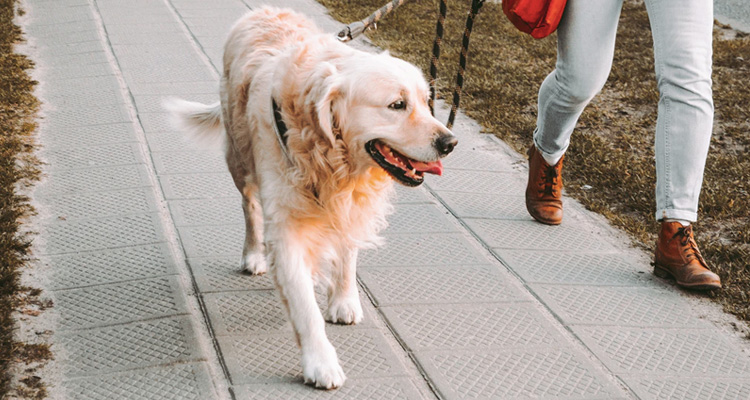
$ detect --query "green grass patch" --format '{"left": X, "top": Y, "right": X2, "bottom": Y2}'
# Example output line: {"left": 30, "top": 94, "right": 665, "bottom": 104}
{"left": 0, "top": 0, "right": 46, "bottom": 397}
{"left": 319, "top": 0, "right": 750, "bottom": 324}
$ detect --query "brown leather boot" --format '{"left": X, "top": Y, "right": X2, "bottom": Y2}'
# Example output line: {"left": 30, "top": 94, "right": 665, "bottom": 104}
{"left": 653, "top": 221, "right": 721, "bottom": 290}
{"left": 525, "top": 145, "right": 563, "bottom": 225}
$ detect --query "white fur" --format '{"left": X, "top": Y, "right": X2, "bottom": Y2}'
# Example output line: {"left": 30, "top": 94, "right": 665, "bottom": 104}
{"left": 167, "top": 7, "right": 454, "bottom": 390}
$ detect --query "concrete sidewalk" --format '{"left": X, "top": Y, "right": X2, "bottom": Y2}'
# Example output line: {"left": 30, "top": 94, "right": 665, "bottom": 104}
{"left": 17, "top": 0, "right": 750, "bottom": 399}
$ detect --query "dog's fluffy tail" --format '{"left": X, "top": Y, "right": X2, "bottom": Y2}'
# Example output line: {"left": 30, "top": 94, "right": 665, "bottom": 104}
{"left": 163, "top": 97, "right": 224, "bottom": 146}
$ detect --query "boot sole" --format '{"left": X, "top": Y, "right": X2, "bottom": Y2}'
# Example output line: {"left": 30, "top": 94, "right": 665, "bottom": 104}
{"left": 653, "top": 264, "right": 721, "bottom": 291}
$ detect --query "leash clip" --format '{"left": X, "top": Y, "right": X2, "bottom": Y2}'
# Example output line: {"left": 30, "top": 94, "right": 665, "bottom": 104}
{"left": 336, "top": 21, "right": 365, "bottom": 42}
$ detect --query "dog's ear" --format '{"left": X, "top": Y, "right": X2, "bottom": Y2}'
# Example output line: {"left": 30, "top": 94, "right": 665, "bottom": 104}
{"left": 310, "top": 62, "right": 341, "bottom": 144}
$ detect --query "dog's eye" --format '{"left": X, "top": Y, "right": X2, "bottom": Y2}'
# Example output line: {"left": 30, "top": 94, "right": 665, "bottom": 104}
{"left": 388, "top": 100, "right": 406, "bottom": 110}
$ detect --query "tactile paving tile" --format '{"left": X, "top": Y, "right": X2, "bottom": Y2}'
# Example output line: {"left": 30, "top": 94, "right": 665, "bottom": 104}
{"left": 441, "top": 147, "right": 515, "bottom": 172}
{"left": 234, "top": 377, "right": 425, "bottom": 400}
{"left": 43, "top": 213, "right": 166, "bottom": 255}
{"left": 623, "top": 376, "right": 750, "bottom": 400}
{"left": 41, "top": 76, "right": 122, "bottom": 98}
{"left": 137, "top": 112, "right": 177, "bottom": 133}
{"left": 221, "top": 328, "right": 407, "bottom": 384}
{"left": 46, "top": 62, "right": 115, "bottom": 81}
{"left": 189, "top": 256, "right": 275, "bottom": 292}
{"left": 359, "top": 232, "right": 490, "bottom": 267}
{"left": 575, "top": 326, "right": 750, "bottom": 376}
{"left": 381, "top": 303, "right": 560, "bottom": 351}
{"left": 384, "top": 204, "right": 460, "bottom": 234}
{"left": 37, "top": 188, "right": 159, "bottom": 222}
{"left": 40, "top": 123, "right": 137, "bottom": 148}
{"left": 533, "top": 285, "right": 705, "bottom": 327}
{"left": 123, "top": 64, "right": 214, "bottom": 84}
{"left": 425, "top": 169, "right": 526, "bottom": 194}
{"left": 358, "top": 265, "right": 526, "bottom": 306}
{"left": 465, "top": 219, "right": 617, "bottom": 252}
{"left": 54, "top": 276, "right": 187, "bottom": 331}
{"left": 43, "top": 103, "right": 132, "bottom": 128}
{"left": 169, "top": 198, "right": 244, "bottom": 226}
{"left": 497, "top": 250, "right": 651, "bottom": 285}
{"left": 418, "top": 347, "right": 621, "bottom": 399}
{"left": 178, "top": 224, "right": 244, "bottom": 258}
{"left": 36, "top": 165, "right": 152, "bottom": 195}
{"left": 43, "top": 143, "right": 143, "bottom": 171}
{"left": 58, "top": 316, "right": 202, "bottom": 377}
{"left": 393, "top": 185, "right": 434, "bottom": 204}
{"left": 159, "top": 173, "right": 239, "bottom": 199}
{"left": 46, "top": 243, "right": 177, "bottom": 290}
{"left": 152, "top": 151, "right": 227, "bottom": 174}
{"left": 40, "top": 40, "right": 103, "bottom": 58}
{"left": 436, "top": 192, "right": 529, "bottom": 220}
{"left": 144, "top": 132, "right": 196, "bottom": 152}
{"left": 63, "top": 362, "right": 216, "bottom": 400}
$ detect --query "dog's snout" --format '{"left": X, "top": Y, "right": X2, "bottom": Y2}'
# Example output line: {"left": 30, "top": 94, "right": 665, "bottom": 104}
{"left": 435, "top": 133, "right": 458, "bottom": 156}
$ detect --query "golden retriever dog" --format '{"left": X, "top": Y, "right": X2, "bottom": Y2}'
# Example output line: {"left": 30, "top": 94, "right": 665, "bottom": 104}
{"left": 166, "top": 7, "right": 456, "bottom": 389}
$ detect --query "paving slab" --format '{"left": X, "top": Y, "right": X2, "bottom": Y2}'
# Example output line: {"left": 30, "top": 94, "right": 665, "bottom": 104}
{"left": 17, "top": 0, "right": 750, "bottom": 399}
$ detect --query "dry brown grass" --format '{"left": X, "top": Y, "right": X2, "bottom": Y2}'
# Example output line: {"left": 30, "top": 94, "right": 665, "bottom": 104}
{"left": 318, "top": 0, "right": 750, "bottom": 325}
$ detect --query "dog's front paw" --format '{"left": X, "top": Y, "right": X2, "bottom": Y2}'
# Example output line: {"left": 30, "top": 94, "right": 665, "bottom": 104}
{"left": 302, "top": 342, "right": 346, "bottom": 389}
{"left": 325, "top": 295, "right": 363, "bottom": 325}
{"left": 241, "top": 252, "right": 267, "bottom": 275}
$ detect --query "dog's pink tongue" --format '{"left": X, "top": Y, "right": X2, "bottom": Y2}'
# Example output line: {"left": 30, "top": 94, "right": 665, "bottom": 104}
{"left": 410, "top": 160, "right": 443, "bottom": 176}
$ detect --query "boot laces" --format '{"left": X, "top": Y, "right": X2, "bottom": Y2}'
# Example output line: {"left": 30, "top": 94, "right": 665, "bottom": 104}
{"left": 538, "top": 165, "right": 559, "bottom": 197}
{"left": 672, "top": 225, "right": 707, "bottom": 266}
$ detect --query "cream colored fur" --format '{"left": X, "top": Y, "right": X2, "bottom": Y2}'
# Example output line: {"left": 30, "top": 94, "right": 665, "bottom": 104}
{"left": 165, "top": 7, "right": 454, "bottom": 389}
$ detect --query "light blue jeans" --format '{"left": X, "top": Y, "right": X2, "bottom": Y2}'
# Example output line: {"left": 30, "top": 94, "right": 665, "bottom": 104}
{"left": 533, "top": 0, "right": 714, "bottom": 222}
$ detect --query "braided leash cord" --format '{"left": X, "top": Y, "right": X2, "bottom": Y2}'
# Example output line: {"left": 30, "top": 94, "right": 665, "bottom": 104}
{"left": 337, "top": 0, "right": 485, "bottom": 129}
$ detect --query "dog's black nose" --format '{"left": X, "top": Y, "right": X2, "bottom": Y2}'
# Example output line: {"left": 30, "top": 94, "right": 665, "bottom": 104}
{"left": 435, "top": 133, "right": 458, "bottom": 156}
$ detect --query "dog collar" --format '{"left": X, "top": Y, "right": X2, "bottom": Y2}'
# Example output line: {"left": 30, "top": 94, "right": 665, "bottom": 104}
{"left": 272, "top": 98, "right": 293, "bottom": 164}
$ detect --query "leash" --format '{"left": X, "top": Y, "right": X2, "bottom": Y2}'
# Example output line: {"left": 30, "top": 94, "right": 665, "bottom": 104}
{"left": 336, "top": 0, "right": 486, "bottom": 130}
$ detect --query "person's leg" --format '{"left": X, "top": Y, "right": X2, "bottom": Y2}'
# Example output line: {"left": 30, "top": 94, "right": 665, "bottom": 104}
{"left": 645, "top": 0, "right": 719, "bottom": 290}
{"left": 534, "top": 0, "right": 624, "bottom": 164}
{"left": 645, "top": 0, "right": 713, "bottom": 223}
{"left": 527, "top": 0, "right": 623, "bottom": 225}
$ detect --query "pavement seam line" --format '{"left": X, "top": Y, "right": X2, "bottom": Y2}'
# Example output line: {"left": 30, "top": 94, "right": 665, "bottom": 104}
{"left": 86, "top": 1, "right": 231, "bottom": 398}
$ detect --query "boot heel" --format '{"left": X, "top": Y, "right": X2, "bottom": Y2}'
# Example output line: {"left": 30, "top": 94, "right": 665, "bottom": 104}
{"left": 653, "top": 265, "right": 671, "bottom": 279}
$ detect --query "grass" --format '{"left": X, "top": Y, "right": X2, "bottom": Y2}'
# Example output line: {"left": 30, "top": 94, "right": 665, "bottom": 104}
{"left": 0, "top": 0, "right": 47, "bottom": 398}
{"left": 318, "top": 0, "right": 750, "bottom": 325}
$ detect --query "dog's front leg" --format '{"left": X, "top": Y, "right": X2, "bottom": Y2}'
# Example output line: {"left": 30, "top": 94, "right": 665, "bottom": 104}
{"left": 269, "top": 238, "right": 346, "bottom": 389}
{"left": 326, "top": 247, "right": 363, "bottom": 325}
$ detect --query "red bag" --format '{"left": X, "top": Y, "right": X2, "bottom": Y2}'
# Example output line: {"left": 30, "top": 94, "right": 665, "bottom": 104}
{"left": 502, "top": 0, "right": 567, "bottom": 39}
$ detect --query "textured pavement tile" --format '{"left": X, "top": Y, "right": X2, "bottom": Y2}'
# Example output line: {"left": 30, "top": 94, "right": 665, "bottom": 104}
{"left": 436, "top": 192, "right": 530, "bottom": 220}
{"left": 189, "top": 256, "right": 275, "bottom": 293}
{"left": 497, "top": 250, "right": 654, "bottom": 286}
{"left": 234, "top": 377, "right": 425, "bottom": 400}
{"left": 393, "top": 185, "right": 434, "bottom": 204}
{"left": 42, "top": 213, "right": 167, "bottom": 255}
{"left": 359, "top": 232, "right": 491, "bottom": 267}
{"left": 533, "top": 285, "right": 707, "bottom": 327}
{"left": 621, "top": 375, "right": 750, "bottom": 400}
{"left": 416, "top": 347, "right": 624, "bottom": 400}
{"left": 169, "top": 198, "right": 244, "bottom": 226}
{"left": 358, "top": 265, "right": 528, "bottom": 306}
{"left": 45, "top": 243, "right": 177, "bottom": 290}
{"left": 381, "top": 303, "right": 561, "bottom": 352}
{"left": 57, "top": 316, "right": 204, "bottom": 377}
{"left": 39, "top": 122, "right": 137, "bottom": 148}
{"left": 125, "top": 81, "right": 219, "bottom": 96}
{"left": 426, "top": 169, "right": 526, "bottom": 194}
{"left": 144, "top": 131, "right": 198, "bottom": 152}
{"left": 152, "top": 151, "right": 227, "bottom": 174}
{"left": 43, "top": 103, "right": 132, "bottom": 127}
{"left": 221, "top": 328, "right": 408, "bottom": 384}
{"left": 178, "top": 224, "right": 244, "bottom": 258}
{"left": 35, "top": 164, "right": 153, "bottom": 195}
{"left": 159, "top": 172, "right": 239, "bottom": 199}
{"left": 574, "top": 326, "right": 750, "bottom": 376}
{"left": 138, "top": 112, "right": 177, "bottom": 133}
{"left": 441, "top": 146, "right": 516, "bottom": 172}
{"left": 383, "top": 203, "right": 461, "bottom": 234}
{"left": 53, "top": 276, "right": 188, "bottom": 331}
{"left": 35, "top": 187, "right": 160, "bottom": 222}
{"left": 45, "top": 61, "right": 115, "bottom": 81}
{"left": 465, "top": 218, "right": 618, "bottom": 252}
{"left": 63, "top": 362, "right": 216, "bottom": 400}
{"left": 43, "top": 143, "right": 143, "bottom": 171}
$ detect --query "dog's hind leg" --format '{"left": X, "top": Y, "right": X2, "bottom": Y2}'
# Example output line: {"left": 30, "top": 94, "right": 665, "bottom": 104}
{"left": 269, "top": 237, "right": 346, "bottom": 389}
{"left": 325, "top": 247, "right": 363, "bottom": 325}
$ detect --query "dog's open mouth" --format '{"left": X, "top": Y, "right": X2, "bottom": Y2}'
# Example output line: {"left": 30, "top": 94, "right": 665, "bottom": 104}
{"left": 365, "top": 140, "right": 443, "bottom": 186}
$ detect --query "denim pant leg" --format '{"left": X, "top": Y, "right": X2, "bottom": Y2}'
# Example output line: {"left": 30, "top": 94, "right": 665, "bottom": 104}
{"left": 533, "top": 0, "right": 624, "bottom": 162}
{"left": 645, "top": 0, "right": 714, "bottom": 222}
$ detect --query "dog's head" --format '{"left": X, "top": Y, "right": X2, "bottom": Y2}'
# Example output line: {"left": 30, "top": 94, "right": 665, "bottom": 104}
{"left": 311, "top": 50, "right": 457, "bottom": 187}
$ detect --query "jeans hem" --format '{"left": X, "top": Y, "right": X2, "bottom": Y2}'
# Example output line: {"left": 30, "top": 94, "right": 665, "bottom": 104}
{"left": 656, "top": 209, "right": 698, "bottom": 223}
